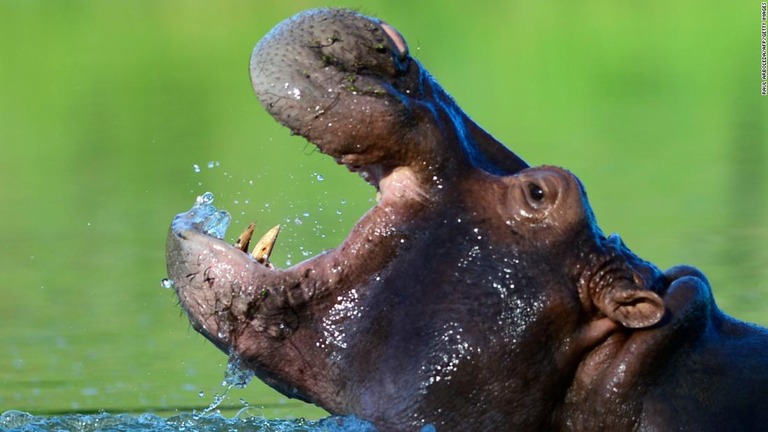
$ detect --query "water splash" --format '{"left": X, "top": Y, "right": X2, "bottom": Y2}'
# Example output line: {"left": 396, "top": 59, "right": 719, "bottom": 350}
{"left": 194, "top": 390, "right": 229, "bottom": 420}
{"left": 188, "top": 192, "right": 231, "bottom": 239}
{"left": 223, "top": 353, "right": 255, "bottom": 388}
{"left": 0, "top": 410, "right": 378, "bottom": 432}
{"left": 160, "top": 278, "right": 174, "bottom": 289}
{"left": 193, "top": 353, "right": 255, "bottom": 420}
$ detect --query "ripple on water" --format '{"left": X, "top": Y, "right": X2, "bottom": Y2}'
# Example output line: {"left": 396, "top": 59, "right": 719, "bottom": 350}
{"left": 0, "top": 410, "right": 378, "bottom": 432}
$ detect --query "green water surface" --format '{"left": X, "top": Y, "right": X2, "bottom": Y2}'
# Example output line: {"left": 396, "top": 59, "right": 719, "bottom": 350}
{"left": 1, "top": 0, "right": 766, "bottom": 420}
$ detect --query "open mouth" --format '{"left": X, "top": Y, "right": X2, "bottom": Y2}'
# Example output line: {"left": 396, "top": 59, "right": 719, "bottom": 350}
{"left": 166, "top": 7, "right": 529, "bottom": 363}
{"left": 170, "top": 158, "right": 394, "bottom": 274}
{"left": 340, "top": 160, "right": 387, "bottom": 189}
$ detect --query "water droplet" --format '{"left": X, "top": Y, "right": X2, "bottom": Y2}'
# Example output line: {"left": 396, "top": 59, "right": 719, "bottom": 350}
{"left": 302, "top": 212, "right": 310, "bottom": 217}
{"left": 198, "top": 390, "right": 205, "bottom": 398}
{"left": 314, "top": 173, "right": 324, "bottom": 181}
{"left": 294, "top": 218, "right": 303, "bottom": 225}
{"left": 224, "top": 353, "right": 255, "bottom": 388}
{"left": 193, "top": 164, "right": 201, "bottom": 173}
{"left": 196, "top": 192, "right": 215, "bottom": 206}
{"left": 160, "top": 278, "right": 174, "bottom": 289}
{"left": 202, "top": 210, "right": 231, "bottom": 239}
{"left": 188, "top": 193, "right": 232, "bottom": 239}
{"left": 207, "top": 161, "right": 215, "bottom": 168}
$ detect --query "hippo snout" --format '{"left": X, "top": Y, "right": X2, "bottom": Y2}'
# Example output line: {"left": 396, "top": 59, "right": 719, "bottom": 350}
{"left": 249, "top": 9, "right": 415, "bottom": 163}
{"left": 249, "top": 8, "right": 528, "bottom": 181}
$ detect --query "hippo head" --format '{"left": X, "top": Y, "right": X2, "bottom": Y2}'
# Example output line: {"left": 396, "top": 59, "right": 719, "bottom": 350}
{"left": 166, "top": 8, "right": 675, "bottom": 430}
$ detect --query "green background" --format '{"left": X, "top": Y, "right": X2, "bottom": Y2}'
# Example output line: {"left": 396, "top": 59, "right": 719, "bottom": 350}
{"left": 1, "top": 0, "right": 765, "bottom": 419}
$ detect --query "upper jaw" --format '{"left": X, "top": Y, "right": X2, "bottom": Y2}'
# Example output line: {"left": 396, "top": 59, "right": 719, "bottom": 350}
{"left": 249, "top": 8, "right": 422, "bottom": 162}
{"left": 251, "top": 10, "right": 411, "bottom": 95}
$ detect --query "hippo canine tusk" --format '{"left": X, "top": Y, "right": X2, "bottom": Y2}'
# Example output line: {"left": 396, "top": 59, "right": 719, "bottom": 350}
{"left": 234, "top": 222, "right": 256, "bottom": 252}
{"left": 252, "top": 224, "right": 281, "bottom": 265}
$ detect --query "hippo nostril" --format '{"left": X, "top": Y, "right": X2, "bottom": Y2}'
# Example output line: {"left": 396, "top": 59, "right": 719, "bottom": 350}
{"left": 380, "top": 22, "right": 408, "bottom": 59}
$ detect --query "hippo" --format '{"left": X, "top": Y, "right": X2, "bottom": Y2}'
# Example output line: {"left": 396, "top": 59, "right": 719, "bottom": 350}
{"left": 166, "top": 8, "right": 768, "bottom": 431}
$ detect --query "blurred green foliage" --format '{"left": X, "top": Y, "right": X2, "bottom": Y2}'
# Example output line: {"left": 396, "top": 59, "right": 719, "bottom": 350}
{"left": 0, "top": 0, "right": 765, "bottom": 418}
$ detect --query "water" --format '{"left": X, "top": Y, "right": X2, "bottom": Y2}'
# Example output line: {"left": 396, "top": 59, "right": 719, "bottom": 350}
{"left": 0, "top": 411, "right": 377, "bottom": 432}
{"left": 193, "top": 354, "right": 255, "bottom": 419}
{"left": 188, "top": 192, "right": 231, "bottom": 239}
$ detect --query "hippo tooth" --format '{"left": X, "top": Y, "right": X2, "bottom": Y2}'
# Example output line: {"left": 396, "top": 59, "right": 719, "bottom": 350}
{"left": 252, "top": 224, "right": 281, "bottom": 265}
{"left": 234, "top": 222, "right": 256, "bottom": 252}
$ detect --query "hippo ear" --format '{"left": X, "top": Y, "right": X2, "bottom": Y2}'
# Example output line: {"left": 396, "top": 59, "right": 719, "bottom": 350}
{"left": 596, "top": 280, "right": 665, "bottom": 329}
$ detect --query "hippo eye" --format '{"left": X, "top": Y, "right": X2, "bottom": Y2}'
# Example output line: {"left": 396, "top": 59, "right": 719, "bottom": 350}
{"left": 527, "top": 183, "right": 545, "bottom": 202}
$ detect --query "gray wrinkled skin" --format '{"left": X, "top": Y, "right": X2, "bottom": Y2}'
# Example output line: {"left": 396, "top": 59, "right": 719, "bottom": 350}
{"left": 167, "top": 9, "right": 768, "bottom": 431}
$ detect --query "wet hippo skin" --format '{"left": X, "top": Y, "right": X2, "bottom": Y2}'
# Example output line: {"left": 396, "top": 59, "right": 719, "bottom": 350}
{"left": 166, "top": 8, "right": 768, "bottom": 431}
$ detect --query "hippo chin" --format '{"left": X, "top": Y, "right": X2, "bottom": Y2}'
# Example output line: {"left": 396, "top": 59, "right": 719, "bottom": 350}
{"left": 166, "top": 8, "right": 768, "bottom": 431}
